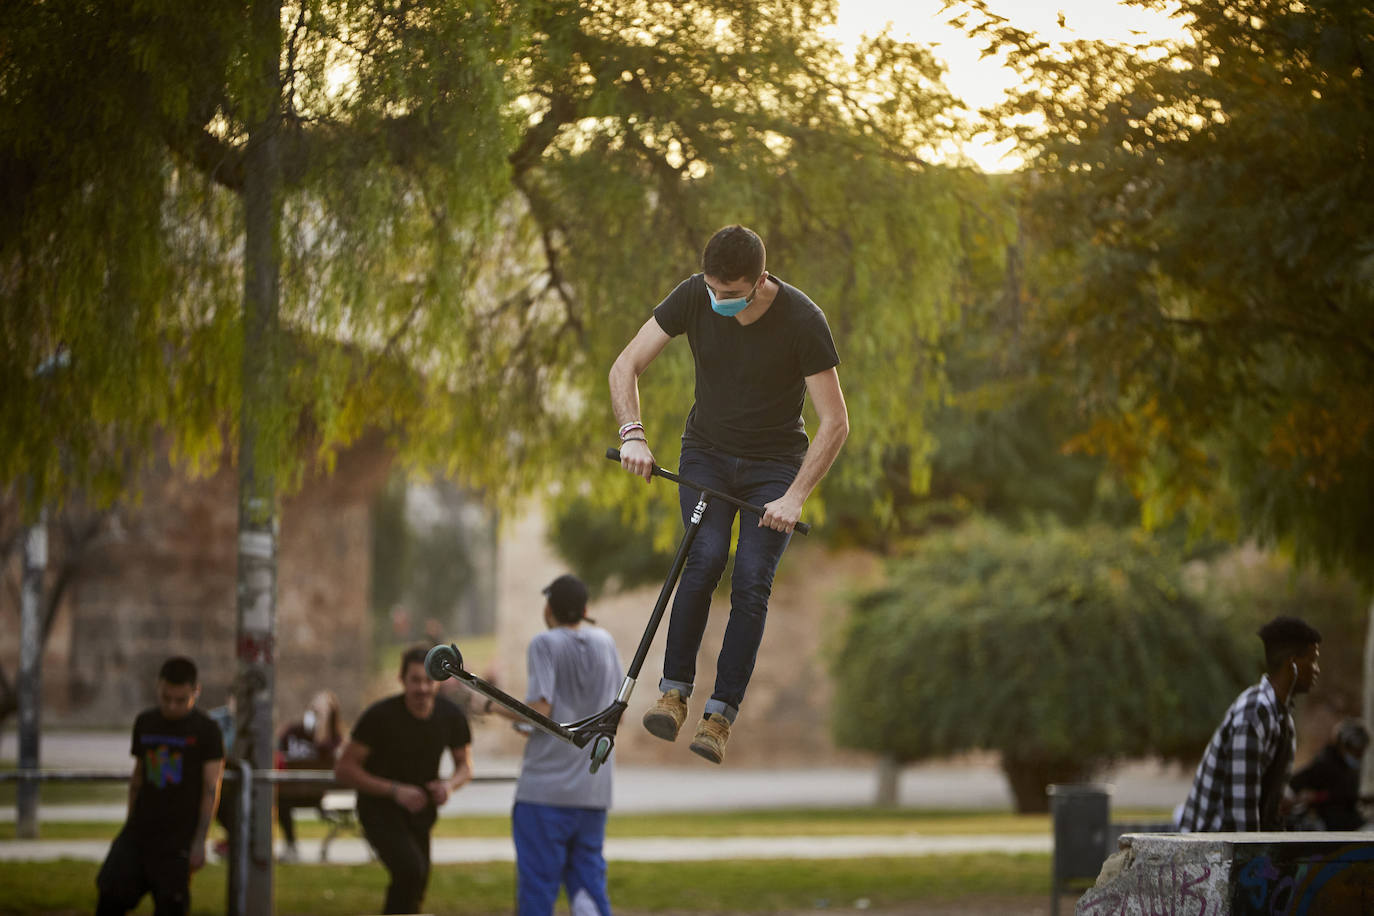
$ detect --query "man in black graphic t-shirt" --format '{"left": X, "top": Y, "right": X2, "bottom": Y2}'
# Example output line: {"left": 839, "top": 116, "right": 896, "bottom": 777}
{"left": 336, "top": 645, "right": 472, "bottom": 915}
{"left": 96, "top": 656, "right": 224, "bottom": 916}
{"left": 610, "top": 224, "right": 849, "bottom": 765}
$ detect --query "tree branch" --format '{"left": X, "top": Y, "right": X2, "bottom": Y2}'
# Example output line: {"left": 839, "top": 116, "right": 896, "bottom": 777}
{"left": 508, "top": 91, "right": 579, "bottom": 179}
{"left": 42, "top": 510, "right": 107, "bottom": 640}
{"left": 166, "top": 124, "right": 245, "bottom": 191}
{"left": 1159, "top": 313, "right": 1374, "bottom": 362}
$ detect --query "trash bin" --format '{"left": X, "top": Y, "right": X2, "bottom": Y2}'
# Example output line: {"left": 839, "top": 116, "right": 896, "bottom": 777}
{"left": 1048, "top": 783, "right": 1112, "bottom": 915}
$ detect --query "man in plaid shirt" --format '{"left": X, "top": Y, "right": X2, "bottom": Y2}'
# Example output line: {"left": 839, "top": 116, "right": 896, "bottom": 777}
{"left": 1177, "top": 616, "right": 1322, "bottom": 832}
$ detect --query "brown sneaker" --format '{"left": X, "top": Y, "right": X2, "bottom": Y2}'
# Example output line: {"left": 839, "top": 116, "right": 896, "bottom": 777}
{"left": 642, "top": 689, "right": 688, "bottom": 741}
{"left": 689, "top": 713, "right": 731, "bottom": 764}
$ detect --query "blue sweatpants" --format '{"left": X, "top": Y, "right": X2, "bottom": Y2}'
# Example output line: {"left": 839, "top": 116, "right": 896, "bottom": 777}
{"left": 512, "top": 802, "right": 612, "bottom": 915}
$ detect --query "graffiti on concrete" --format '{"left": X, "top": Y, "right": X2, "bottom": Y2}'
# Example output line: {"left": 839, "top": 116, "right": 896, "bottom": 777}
{"left": 1075, "top": 837, "right": 1373, "bottom": 916}
{"left": 236, "top": 631, "right": 275, "bottom": 665}
{"left": 1078, "top": 856, "right": 1213, "bottom": 916}
{"left": 1233, "top": 843, "right": 1374, "bottom": 916}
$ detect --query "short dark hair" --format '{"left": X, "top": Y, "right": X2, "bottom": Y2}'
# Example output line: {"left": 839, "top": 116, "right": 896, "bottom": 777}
{"left": 544, "top": 574, "right": 591, "bottom": 624}
{"left": 702, "top": 225, "right": 765, "bottom": 282}
{"left": 1335, "top": 718, "right": 1369, "bottom": 753}
{"left": 158, "top": 656, "right": 198, "bottom": 687}
{"left": 1258, "top": 615, "right": 1322, "bottom": 671}
{"left": 400, "top": 645, "right": 430, "bottom": 678}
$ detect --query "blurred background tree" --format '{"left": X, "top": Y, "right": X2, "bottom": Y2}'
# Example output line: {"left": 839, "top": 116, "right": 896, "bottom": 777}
{"left": 1193, "top": 548, "right": 1370, "bottom": 731}
{"left": 830, "top": 519, "right": 1251, "bottom": 812}
{"left": 947, "top": 0, "right": 1373, "bottom": 573}
{"left": 0, "top": 1, "right": 990, "bottom": 882}
{"left": 825, "top": 184, "right": 1142, "bottom": 550}
{"left": 947, "top": 0, "right": 1373, "bottom": 795}
{"left": 2, "top": 0, "right": 1367, "bottom": 812}
{"left": 2, "top": 0, "right": 984, "bottom": 522}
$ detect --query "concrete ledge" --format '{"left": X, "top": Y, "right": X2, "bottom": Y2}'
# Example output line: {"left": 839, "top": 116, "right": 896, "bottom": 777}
{"left": 1076, "top": 832, "right": 1374, "bottom": 915}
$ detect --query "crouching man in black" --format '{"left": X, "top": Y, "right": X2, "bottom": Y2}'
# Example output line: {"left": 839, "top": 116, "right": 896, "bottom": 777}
{"left": 335, "top": 645, "right": 473, "bottom": 914}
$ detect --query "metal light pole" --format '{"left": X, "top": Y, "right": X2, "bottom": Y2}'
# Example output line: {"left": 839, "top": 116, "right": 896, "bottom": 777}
{"left": 16, "top": 347, "right": 71, "bottom": 838}
{"left": 16, "top": 512, "right": 46, "bottom": 838}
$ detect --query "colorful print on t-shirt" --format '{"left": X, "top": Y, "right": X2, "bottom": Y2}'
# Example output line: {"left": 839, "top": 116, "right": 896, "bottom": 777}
{"left": 141, "top": 733, "right": 199, "bottom": 788}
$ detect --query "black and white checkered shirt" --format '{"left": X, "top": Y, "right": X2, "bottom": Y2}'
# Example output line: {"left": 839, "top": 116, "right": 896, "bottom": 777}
{"left": 1176, "top": 675, "right": 1295, "bottom": 832}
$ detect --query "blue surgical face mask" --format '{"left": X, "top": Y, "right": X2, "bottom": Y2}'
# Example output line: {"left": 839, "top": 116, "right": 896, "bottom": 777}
{"left": 707, "top": 279, "right": 758, "bottom": 317}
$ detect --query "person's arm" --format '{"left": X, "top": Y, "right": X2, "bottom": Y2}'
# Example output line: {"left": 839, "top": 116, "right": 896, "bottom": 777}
{"left": 126, "top": 757, "right": 144, "bottom": 820}
{"left": 1289, "top": 751, "right": 1329, "bottom": 807}
{"left": 427, "top": 743, "right": 473, "bottom": 807}
{"left": 335, "top": 738, "right": 428, "bottom": 813}
{"left": 761, "top": 367, "right": 850, "bottom": 532}
{"left": 609, "top": 317, "right": 672, "bottom": 481}
{"left": 189, "top": 758, "right": 224, "bottom": 871}
{"left": 1224, "top": 718, "right": 1267, "bottom": 831}
{"left": 484, "top": 695, "right": 551, "bottom": 723}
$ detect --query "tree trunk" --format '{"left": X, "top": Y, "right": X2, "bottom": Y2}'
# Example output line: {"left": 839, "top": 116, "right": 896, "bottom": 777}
{"left": 1362, "top": 596, "right": 1373, "bottom": 803}
{"left": 874, "top": 754, "right": 902, "bottom": 808}
{"left": 1000, "top": 752, "right": 1099, "bottom": 814}
{"left": 231, "top": 1, "right": 284, "bottom": 913}
{"left": 16, "top": 513, "right": 46, "bottom": 839}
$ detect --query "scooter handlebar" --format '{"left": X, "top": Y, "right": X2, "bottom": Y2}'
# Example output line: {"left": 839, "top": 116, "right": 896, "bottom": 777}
{"left": 605, "top": 447, "right": 810, "bottom": 535}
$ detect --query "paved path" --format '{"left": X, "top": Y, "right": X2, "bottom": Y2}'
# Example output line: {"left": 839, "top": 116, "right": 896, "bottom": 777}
{"left": 3, "top": 731, "right": 1189, "bottom": 865}
{"left": 4, "top": 730, "right": 1194, "bottom": 819}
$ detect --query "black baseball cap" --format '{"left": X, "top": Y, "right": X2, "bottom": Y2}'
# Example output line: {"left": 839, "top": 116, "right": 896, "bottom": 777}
{"left": 543, "top": 574, "right": 592, "bottom": 624}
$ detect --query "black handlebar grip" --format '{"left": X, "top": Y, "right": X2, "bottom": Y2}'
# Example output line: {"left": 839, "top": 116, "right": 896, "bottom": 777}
{"left": 604, "top": 446, "right": 811, "bottom": 535}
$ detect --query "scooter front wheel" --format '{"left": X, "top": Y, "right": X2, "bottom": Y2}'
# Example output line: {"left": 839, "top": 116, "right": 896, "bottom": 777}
{"left": 588, "top": 735, "right": 614, "bottom": 773}
{"left": 424, "top": 643, "right": 463, "bottom": 682}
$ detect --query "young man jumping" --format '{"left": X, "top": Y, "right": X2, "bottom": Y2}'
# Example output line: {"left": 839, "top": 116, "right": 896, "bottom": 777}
{"left": 609, "top": 224, "right": 848, "bottom": 763}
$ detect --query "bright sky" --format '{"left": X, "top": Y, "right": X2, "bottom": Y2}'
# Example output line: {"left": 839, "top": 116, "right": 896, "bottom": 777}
{"left": 830, "top": 0, "right": 1188, "bottom": 170}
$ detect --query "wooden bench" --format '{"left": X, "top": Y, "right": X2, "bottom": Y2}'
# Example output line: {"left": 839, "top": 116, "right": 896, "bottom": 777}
{"left": 318, "top": 789, "right": 371, "bottom": 863}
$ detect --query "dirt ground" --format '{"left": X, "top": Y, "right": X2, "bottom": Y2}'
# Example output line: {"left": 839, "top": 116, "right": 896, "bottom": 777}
{"left": 485, "top": 538, "right": 889, "bottom": 768}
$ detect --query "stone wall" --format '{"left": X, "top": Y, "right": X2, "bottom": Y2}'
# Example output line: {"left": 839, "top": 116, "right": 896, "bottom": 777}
{"left": 10, "top": 435, "right": 392, "bottom": 731}
{"left": 474, "top": 502, "right": 885, "bottom": 767}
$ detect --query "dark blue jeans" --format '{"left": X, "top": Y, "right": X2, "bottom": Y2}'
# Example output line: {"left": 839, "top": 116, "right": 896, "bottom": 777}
{"left": 512, "top": 802, "right": 611, "bottom": 915}
{"left": 660, "top": 445, "right": 797, "bottom": 720}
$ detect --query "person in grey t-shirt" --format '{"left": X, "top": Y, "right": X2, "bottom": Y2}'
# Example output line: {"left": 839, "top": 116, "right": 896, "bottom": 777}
{"left": 486, "top": 573, "right": 622, "bottom": 915}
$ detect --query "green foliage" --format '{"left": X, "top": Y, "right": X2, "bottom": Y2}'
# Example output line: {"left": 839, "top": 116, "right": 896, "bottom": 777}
{"left": 369, "top": 472, "right": 479, "bottom": 635}
{"left": 1193, "top": 549, "right": 1370, "bottom": 716}
{"left": 824, "top": 182, "right": 1142, "bottom": 548}
{"left": 2, "top": 0, "right": 519, "bottom": 516}
{"left": 509, "top": 4, "right": 990, "bottom": 540}
{"left": 830, "top": 519, "right": 1251, "bottom": 807}
{"left": 3, "top": 0, "right": 987, "bottom": 531}
{"left": 546, "top": 494, "right": 680, "bottom": 595}
{"left": 948, "top": 0, "right": 1374, "bottom": 579}
{"left": 369, "top": 474, "right": 411, "bottom": 627}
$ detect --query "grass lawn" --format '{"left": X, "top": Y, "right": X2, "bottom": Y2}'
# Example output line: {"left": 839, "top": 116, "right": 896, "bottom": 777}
{"left": 0, "top": 804, "right": 1164, "bottom": 913}
{"left": 0, "top": 852, "right": 1051, "bottom": 915}
{"left": 0, "top": 781, "right": 128, "bottom": 807}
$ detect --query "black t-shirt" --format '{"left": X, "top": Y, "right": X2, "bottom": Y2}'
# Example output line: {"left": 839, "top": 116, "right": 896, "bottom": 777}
{"left": 128, "top": 707, "right": 224, "bottom": 848}
{"left": 1290, "top": 744, "right": 1364, "bottom": 830}
{"left": 653, "top": 273, "right": 840, "bottom": 461}
{"left": 350, "top": 695, "right": 470, "bottom": 814}
{"left": 277, "top": 723, "right": 341, "bottom": 805}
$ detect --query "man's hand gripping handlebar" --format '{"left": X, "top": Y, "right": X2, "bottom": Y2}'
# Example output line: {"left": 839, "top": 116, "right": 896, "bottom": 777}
{"left": 604, "top": 447, "right": 810, "bottom": 536}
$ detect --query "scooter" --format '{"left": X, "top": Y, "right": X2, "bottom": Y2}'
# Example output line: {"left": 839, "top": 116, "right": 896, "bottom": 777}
{"left": 424, "top": 447, "right": 810, "bottom": 772}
